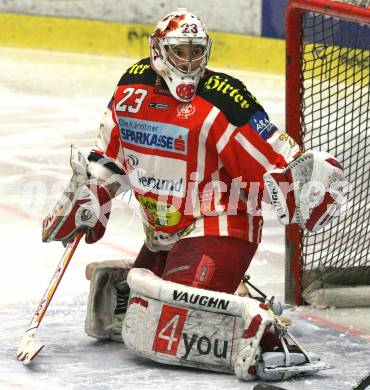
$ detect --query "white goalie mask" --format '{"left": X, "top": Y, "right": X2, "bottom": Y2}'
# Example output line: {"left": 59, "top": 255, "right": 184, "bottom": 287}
{"left": 149, "top": 8, "right": 212, "bottom": 102}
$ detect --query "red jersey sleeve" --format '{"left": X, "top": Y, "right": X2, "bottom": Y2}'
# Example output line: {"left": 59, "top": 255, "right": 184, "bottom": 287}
{"left": 88, "top": 95, "right": 126, "bottom": 175}
{"left": 216, "top": 111, "right": 301, "bottom": 184}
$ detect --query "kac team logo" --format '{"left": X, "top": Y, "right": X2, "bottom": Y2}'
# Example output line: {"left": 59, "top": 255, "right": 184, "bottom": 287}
{"left": 177, "top": 103, "right": 196, "bottom": 119}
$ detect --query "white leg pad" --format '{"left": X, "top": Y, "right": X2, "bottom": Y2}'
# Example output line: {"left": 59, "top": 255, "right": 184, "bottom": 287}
{"left": 122, "top": 268, "right": 275, "bottom": 379}
{"left": 85, "top": 260, "right": 133, "bottom": 342}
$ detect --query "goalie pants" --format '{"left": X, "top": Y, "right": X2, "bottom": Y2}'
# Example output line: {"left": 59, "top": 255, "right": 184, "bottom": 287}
{"left": 133, "top": 236, "right": 258, "bottom": 294}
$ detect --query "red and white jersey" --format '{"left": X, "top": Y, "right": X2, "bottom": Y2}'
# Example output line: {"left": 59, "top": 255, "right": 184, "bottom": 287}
{"left": 89, "top": 58, "right": 300, "bottom": 251}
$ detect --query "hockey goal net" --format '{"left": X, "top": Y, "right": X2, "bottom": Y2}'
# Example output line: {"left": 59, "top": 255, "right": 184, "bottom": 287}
{"left": 285, "top": 0, "right": 370, "bottom": 307}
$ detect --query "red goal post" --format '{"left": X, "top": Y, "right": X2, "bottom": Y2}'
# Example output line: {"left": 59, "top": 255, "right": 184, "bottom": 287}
{"left": 285, "top": 0, "right": 370, "bottom": 306}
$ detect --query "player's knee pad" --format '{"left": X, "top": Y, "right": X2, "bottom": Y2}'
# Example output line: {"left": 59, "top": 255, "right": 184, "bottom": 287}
{"left": 121, "top": 268, "right": 275, "bottom": 381}
{"left": 85, "top": 260, "right": 133, "bottom": 342}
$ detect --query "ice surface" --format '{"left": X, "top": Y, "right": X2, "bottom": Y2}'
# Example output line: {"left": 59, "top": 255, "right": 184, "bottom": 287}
{"left": 1, "top": 294, "right": 369, "bottom": 390}
{"left": 0, "top": 47, "right": 369, "bottom": 390}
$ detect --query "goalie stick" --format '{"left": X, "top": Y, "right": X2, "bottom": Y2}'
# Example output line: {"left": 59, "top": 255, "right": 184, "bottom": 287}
{"left": 16, "top": 231, "right": 84, "bottom": 364}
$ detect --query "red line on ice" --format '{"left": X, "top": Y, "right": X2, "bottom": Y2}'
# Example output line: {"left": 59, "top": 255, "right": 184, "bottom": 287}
{"left": 0, "top": 378, "right": 30, "bottom": 389}
{"left": 0, "top": 201, "right": 40, "bottom": 222}
{"left": 99, "top": 240, "right": 138, "bottom": 258}
{"left": 298, "top": 312, "right": 370, "bottom": 342}
{"left": 0, "top": 201, "right": 138, "bottom": 258}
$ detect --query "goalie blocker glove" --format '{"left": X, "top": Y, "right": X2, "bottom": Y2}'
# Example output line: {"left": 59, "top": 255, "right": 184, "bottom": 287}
{"left": 43, "top": 180, "right": 111, "bottom": 244}
{"left": 42, "top": 146, "right": 112, "bottom": 244}
{"left": 263, "top": 150, "right": 346, "bottom": 232}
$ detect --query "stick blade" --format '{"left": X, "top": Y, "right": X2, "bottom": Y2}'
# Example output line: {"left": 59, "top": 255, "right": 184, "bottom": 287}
{"left": 16, "top": 331, "right": 44, "bottom": 364}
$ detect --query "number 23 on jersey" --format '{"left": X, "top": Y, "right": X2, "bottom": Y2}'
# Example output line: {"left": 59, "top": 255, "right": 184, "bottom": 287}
{"left": 115, "top": 87, "right": 148, "bottom": 113}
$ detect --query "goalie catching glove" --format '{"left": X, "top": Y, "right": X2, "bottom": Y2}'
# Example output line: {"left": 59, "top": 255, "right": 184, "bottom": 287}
{"left": 263, "top": 150, "right": 346, "bottom": 232}
{"left": 42, "top": 146, "right": 112, "bottom": 244}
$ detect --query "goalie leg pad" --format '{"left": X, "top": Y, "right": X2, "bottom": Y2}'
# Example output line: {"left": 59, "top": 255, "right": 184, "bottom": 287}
{"left": 122, "top": 268, "right": 275, "bottom": 380}
{"left": 85, "top": 260, "right": 133, "bottom": 342}
{"left": 122, "top": 269, "right": 332, "bottom": 381}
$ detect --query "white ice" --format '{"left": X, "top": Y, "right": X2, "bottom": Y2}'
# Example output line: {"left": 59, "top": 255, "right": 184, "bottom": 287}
{"left": 0, "top": 47, "right": 369, "bottom": 390}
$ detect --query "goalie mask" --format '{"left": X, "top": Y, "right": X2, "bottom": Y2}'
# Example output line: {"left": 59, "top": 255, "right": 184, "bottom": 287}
{"left": 149, "top": 8, "right": 212, "bottom": 102}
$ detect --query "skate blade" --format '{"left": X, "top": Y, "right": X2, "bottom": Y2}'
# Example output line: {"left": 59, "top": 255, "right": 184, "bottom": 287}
{"left": 263, "top": 361, "right": 333, "bottom": 374}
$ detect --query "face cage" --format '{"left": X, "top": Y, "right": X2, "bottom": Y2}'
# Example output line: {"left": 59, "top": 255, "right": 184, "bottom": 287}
{"left": 157, "top": 37, "right": 211, "bottom": 79}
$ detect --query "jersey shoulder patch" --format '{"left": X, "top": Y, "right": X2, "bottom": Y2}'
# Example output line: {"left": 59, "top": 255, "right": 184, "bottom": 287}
{"left": 198, "top": 70, "right": 264, "bottom": 127}
{"left": 118, "top": 58, "right": 156, "bottom": 87}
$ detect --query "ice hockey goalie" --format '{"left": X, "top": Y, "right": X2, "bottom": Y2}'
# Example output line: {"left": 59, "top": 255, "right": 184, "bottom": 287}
{"left": 44, "top": 7, "right": 346, "bottom": 383}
